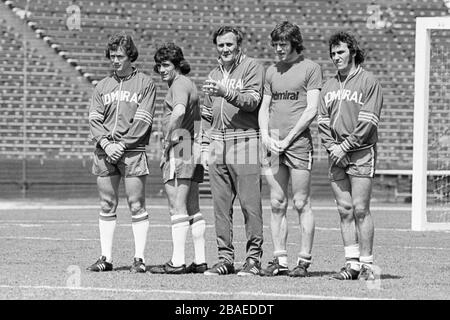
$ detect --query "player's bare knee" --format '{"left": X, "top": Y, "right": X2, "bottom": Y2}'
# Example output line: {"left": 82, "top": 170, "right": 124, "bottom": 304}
{"left": 336, "top": 202, "right": 353, "bottom": 221}
{"left": 128, "top": 200, "right": 145, "bottom": 216}
{"left": 270, "top": 197, "right": 287, "bottom": 213}
{"left": 100, "top": 198, "right": 117, "bottom": 213}
{"left": 353, "top": 206, "right": 370, "bottom": 221}
{"left": 292, "top": 198, "right": 308, "bottom": 213}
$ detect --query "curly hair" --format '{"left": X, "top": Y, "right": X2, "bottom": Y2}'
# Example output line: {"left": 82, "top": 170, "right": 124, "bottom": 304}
{"left": 270, "top": 21, "right": 305, "bottom": 53}
{"left": 328, "top": 31, "right": 365, "bottom": 66}
{"left": 105, "top": 32, "right": 139, "bottom": 62}
{"left": 153, "top": 42, "right": 191, "bottom": 75}
{"left": 212, "top": 26, "right": 244, "bottom": 46}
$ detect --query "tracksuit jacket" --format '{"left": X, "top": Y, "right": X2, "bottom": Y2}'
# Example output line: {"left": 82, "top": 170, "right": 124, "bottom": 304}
{"left": 201, "top": 53, "right": 264, "bottom": 148}
{"left": 318, "top": 66, "right": 383, "bottom": 153}
{"left": 89, "top": 68, "right": 157, "bottom": 152}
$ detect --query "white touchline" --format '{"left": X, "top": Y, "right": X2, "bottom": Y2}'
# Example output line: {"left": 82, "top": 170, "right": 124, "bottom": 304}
{"left": 0, "top": 284, "right": 392, "bottom": 300}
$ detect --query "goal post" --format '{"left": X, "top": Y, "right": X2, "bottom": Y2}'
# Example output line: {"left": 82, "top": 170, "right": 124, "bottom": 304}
{"left": 412, "top": 17, "right": 450, "bottom": 231}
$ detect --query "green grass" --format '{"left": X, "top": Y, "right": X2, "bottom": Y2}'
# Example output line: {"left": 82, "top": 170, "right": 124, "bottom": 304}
{"left": 0, "top": 198, "right": 449, "bottom": 300}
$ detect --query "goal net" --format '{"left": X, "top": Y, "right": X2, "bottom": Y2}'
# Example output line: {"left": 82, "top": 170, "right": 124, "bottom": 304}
{"left": 412, "top": 17, "right": 450, "bottom": 231}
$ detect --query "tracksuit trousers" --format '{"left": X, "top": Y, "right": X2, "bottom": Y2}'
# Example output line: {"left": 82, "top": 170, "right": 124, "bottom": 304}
{"left": 209, "top": 137, "right": 263, "bottom": 264}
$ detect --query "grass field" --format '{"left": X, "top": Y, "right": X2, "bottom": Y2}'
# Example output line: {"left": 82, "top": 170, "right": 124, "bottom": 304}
{"left": 0, "top": 197, "right": 449, "bottom": 301}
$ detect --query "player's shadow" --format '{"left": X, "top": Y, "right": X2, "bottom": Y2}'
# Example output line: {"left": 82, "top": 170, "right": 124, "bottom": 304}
{"left": 308, "top": 271, "right": 402, "bottom": 280}
{"left": 114, "top": 266, "right": 133, "bottom": 272}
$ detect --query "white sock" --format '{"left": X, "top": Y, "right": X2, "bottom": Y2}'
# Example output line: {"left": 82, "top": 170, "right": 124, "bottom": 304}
{"left": 274, "top": 250, "right": 288, "bottom": 267}
{"left": 99, "top": 212, "right": 117, "bottom": 263}
{"left": 360, "top": 255, "right": 374, "bottom": 265}
{"left": 190, "top": 213, "right": 206, "bottom": 265}
{"left": 131, "top": 211, "right": 149, "bottom": 262}
{"left": 171, "top": 214, "right": 190, "bottom": 267}
{"left": 344, "top": 243, "right": 361, "bottom": 270}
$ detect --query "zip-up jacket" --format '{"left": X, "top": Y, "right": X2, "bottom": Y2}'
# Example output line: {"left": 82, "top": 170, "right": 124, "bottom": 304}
{"left": 201, "top": 53, "right": 265, "bottom": 151}
{"left": 89, "top": 68, "right": 157, "bottom": 152}
{"left": 318, "top": 66, "right": 383, "bottom": 153}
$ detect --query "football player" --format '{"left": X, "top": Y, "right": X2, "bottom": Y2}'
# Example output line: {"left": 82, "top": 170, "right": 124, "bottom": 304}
{"left": 258, "top": 21, "right": 322, "bottom": 277}
{"left": 318, "top": 31, "right": 383, "bottom": 280}
{"left": 87, "top": 32, "right": 156, "bottom": 273}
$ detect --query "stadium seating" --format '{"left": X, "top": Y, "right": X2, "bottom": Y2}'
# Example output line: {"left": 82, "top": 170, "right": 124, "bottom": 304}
{"left": 1, "top": 0, "right": 450, "bottom": 197}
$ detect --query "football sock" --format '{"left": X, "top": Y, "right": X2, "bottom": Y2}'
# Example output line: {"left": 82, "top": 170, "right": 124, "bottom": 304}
{"left": 298, "top": 253, "right": 312, "bottom": 267}
{"left": 189, "top": 213, "right": 206, "bottom": 265}
{"left": 274, "top": 250, "right": 288, "bottom": 267}
{"left": 344, "top": 243, "right": 361, "bottom": 270}
{"left": 98, "top": 212, "right": 117, "bottom": 263}
{"left": 131, "top": 211, "right": 149, "bottom": 262}
{"left": 171, "top": 214, "right": 190, "bottom": 267}
{"left": 360, "top": 255, "right": 374, "bottom": 266}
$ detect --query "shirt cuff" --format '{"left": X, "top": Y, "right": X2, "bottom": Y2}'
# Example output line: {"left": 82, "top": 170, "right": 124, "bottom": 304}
{"left": 100, "top": 138, "right": 111, "bottom": 150}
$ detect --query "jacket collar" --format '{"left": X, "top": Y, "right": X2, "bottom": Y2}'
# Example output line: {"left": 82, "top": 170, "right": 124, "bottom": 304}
{"left": 336, "top": 65, "right": 362, "bottom": 83}
{"left": 217, "top": 51, "right": 246, "bottom": 74}
{"left": 113, "top": 67, "right": 138, "bottom": 82}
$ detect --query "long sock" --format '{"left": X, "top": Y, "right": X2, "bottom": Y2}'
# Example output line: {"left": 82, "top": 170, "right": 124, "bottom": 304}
{"left": 190, "top": 213, "right": 206, "bottom": 265}
{"left": 131, "top": 211, "right": 149, "bottom": 262}
{"left": 99, "top": 212, "right": 117, "bottom": 263}
{"left": 344, "top": 243, "right": 361, "bottom": 270}
{"left": 298, "top": 253, "right": 312, "bottom": 267}
{"left": 360, "top": 255, "right": 374, "bottom": 266}
{"left": 274, "top": 250, "right": 288, "bottom": 267}
{"left": 171, "top": 214, "right": 190, "bottom": 267}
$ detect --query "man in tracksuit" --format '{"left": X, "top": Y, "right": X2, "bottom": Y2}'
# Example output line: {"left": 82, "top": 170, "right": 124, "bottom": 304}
{"left": 87, "top": 32, "right": 157, "bottom": 273}
{"left": 318, "top": 31, "right": 383, "bottom": 281}
{"left": 201, "top": 26, "right": 265, "bottom": 276}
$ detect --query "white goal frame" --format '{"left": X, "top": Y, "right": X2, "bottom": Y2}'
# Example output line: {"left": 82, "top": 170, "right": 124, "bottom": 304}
{"left": 412, "top": 17, "right": 450, "bottom": 231}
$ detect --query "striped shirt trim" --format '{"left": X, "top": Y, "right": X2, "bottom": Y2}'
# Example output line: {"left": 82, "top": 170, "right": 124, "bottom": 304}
{"left": 317, "top": 115, "right": 330, "bottom": 125}
{"left": 89, "top": 111, "right": 104, "bottom": 121}
{"left": 134, "top": 110, "right": 153, "bottom": 125}
{"left": 341, "top": 140, "right": 351, "bottom": 152}
{"left": 100, "top": 139, "right": 111, "bottom": 150}
{"left": 201, "top": 105, "right": 213, "bottom": 122}
{"left": 241, "top": 89, "right": 261, "bottom": 101}
{"left": 210, "top": 130, "right": 260, "bottom": 141}
{"left": 358, "top": 111, "right": 379, "bottom": 127}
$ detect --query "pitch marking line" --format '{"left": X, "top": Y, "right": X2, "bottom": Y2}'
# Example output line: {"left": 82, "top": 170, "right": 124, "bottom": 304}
{"left": 1, "top": 236, "right": 449, "bottom": 251}
{"left": 0, "top": 284, "right": 391, "bottom": 300}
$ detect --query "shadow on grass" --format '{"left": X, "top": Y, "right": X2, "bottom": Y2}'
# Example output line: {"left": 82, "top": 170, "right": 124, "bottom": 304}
{"left": 113, "top": 266, "right": 133, "bottom": 272}
{"left": 309, "top": 271, "right": 403, "bottom": 280}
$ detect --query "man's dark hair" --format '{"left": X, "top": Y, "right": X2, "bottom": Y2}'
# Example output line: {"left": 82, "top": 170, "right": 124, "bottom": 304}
{"left": 105, "top": 32, "right": 139, "bottom": 62}
{"left": 329, "top": 31, "right": 365, "bottom": 66}
{"left": 153, "top": 42, "right": 191, "bottom": 75}
{"left": 270, "top": 21, "right": 305, "bottom": 53}
{"left": 212, "top": 26, "right": 244, "bottom": 46}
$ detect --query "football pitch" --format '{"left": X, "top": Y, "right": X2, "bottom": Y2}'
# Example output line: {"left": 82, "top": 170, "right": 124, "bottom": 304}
{"left": 0, "top": 197, "right": 449, "bottom": 300}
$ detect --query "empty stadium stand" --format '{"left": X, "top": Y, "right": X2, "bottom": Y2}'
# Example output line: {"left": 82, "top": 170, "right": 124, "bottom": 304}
{"left": 1, "top": 0, "right": 450, "bottom": 198}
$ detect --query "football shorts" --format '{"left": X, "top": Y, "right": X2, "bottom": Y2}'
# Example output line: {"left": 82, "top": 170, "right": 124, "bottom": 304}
{"left": 262, "top": 142, "right": 313, "bottom": 171}
{"left": 328, "top": 146, "right": 377, "bottom": 181}
{"left": 161, "top": 146, "right": 204, "bottom": 183}
{"left": 92, "top": 148, "right": 149, "bottom": 177}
